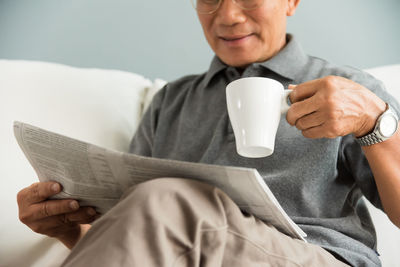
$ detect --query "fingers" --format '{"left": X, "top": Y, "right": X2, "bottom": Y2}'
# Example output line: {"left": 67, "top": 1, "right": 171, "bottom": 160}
{"left": 17, "top": 181, "right": 62, "bottom": 206}
{"left": 20, "top": 201, "right": 97, "bottom": 231}
{"left": 287, "top": 76, "right": 347, "bottom": 134}
{"left": 17, "top": 181, "right": 99, "bottom": 245}
{"left": 21, "top": 199, "right": 80, "bottom": 222}
{"left": 288, "top": 76, "right": 385, "bottom": 139}
{"left": 21, "top": 196, "right": 98, "bottom": 222}
{"left": 293, "top": 111, "right": 325, "bottom": 131}
{"left": 286, "top": 79, "right": 325, "bottom": 126}
{"left": 29, "top": 215, "right": 86, "bottom": 237}
{"left": 288, "top": 79, "right": 321, "bottom": 103}
{"left": 28, "top": 215, "right": 78, "bottom": 236}
{"left": 286, "top": 96, "right": 321, "bottom": 126}
{"left": 300, "top": 126, "right": 325, "bottom": 139}
{"left": 301, "top": 124, "right": 342, "bottom": 139}
{"left": 65, "top": 207, "right": 98, "bottom": 223}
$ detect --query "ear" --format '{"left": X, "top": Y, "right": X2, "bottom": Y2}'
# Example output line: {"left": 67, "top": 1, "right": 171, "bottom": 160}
{"left": 286, "top": 0, "right": 300, "bottom": 16}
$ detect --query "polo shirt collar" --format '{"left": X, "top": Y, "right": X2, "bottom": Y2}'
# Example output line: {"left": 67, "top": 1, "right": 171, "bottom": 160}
{"left": 258, "top": 34, "right": 309, "bottom": 81}
{"left": 202, "top": 34, "right": 309, "bottom": 86}
{"left": 202, "top": 56, "right": 228, "bottom": 87}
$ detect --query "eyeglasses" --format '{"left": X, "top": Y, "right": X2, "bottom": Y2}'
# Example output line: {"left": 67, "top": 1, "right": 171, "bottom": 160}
{"left": 190, "top": 0, "right": 265, "bottom": 14}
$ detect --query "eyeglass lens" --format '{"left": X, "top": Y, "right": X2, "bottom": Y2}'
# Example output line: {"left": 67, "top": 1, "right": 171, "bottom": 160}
{"left": 191, "top": 0, "right": 263, "bottom": 14}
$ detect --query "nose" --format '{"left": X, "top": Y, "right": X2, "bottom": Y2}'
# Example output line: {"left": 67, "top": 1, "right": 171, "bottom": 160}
{"left": 215, "top": 0, "right": 246, "bottom": 26}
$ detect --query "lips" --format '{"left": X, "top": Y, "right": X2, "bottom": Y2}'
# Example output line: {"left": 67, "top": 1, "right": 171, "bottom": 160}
{"left": 219, "top": 34, "right": 254, "bottom": 47}
{"left": 220, "top": 34, "right": 252, "bottom": 41}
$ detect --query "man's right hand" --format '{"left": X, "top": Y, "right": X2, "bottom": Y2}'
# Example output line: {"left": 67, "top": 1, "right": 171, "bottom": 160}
{"left": 17, "top": 181, "right": 98, "bottom": 249}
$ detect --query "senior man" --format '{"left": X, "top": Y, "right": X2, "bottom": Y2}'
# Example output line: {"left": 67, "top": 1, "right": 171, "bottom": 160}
{"left": 17, "top": 0, "right": 400, "bottom": 266}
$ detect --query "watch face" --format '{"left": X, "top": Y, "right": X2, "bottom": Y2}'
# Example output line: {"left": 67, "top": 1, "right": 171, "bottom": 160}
{"left": 379, "top": 114, "right": 398, "bottom": 138}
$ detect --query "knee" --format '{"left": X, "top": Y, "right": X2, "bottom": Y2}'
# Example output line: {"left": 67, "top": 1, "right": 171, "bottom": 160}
{"left": 118, "top": 178, "right": 230, "bottom": 225}
{"left": 122, "top": 178, "right": 206, "bottom": 202}
{"left": 119, "top": 178, "right": 208, "bottom": 210}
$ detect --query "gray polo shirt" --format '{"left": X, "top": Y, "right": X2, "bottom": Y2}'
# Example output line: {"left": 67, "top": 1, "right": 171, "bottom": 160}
{"left": 130, "top": 35, "right": 399, "bottom": 267}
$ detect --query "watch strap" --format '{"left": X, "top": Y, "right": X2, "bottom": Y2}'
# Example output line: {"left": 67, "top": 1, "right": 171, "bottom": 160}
{"left": 355, "top": 132, "right": 384, "bottom": 146}
{"left": 355, "top": 103, "right": 398, "bottom": 146}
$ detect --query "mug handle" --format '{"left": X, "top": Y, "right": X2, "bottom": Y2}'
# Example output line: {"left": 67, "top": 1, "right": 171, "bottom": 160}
{"left": 281, "top": 89, "right": 292, "bottom": 114}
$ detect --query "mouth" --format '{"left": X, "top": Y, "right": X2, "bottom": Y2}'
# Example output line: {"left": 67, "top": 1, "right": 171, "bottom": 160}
{"left": 219, "top": 34, "right": 254, "bottom": 46}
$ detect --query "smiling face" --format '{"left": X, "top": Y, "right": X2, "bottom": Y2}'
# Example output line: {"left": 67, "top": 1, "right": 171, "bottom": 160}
{"left": 197, "top": 0, "right": 300, "bottom": 67}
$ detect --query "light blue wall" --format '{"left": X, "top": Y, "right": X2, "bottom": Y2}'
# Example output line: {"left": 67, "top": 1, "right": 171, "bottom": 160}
{"left": 0, "top": 0, "right": 399, "bottom": 81}
{"left": 289, "top": 0, "right": 400, "bottom": 70}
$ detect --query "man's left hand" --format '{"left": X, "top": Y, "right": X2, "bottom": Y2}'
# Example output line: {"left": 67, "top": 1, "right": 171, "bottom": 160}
{"left": 286, "top": 76, "right": 386, "bottom": 139}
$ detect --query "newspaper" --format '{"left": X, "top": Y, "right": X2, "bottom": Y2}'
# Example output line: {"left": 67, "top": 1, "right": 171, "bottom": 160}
{"left": 13, "top": 121, "right": 307, "bottom": 241}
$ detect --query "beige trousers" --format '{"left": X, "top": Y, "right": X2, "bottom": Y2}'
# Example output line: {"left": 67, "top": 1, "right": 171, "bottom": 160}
{"left": 62, "top": 178, "right": 349, "bottom": 267}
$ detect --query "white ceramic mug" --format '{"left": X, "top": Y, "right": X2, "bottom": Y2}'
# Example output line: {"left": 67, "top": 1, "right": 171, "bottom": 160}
{"left": 226, "top": 77, "right": 291, "bottom": 158}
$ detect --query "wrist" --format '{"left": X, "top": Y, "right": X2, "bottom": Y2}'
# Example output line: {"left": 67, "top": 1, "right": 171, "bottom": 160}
{"left": 354, "top": 98, "right": 386, "bottom": 137}
{"left": 355, "top": 103, "right": 399, "bottom": 146}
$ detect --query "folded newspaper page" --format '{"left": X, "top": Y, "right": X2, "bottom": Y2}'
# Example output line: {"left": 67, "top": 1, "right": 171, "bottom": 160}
{"left": 14, "top": 121, "right": 307, "bottom": 241}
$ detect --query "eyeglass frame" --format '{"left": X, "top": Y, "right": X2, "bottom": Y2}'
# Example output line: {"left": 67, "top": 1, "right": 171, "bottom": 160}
{"left": 190, "top": 0, "right": 265, "bottom": 15}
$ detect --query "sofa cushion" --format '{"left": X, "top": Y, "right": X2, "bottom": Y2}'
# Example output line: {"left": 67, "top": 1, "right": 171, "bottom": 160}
{"left": 0, "top": 60, "right": 152, "bottom": 266}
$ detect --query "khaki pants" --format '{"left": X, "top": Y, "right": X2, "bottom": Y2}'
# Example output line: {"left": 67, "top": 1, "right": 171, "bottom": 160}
{"left": 62, "top": 178, "right": 349, "bottom": 267}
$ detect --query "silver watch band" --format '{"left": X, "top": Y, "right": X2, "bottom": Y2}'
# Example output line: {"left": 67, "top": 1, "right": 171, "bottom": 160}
{"left": 355, "top": 103, "right": 399, "bottom": 146}
{"left": 355, "top": 132, "right": 384, "bottom": 146}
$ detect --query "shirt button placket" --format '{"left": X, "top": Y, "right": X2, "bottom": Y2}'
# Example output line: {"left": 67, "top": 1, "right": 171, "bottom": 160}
{"left": 225, "top": 67, "right": 238, "bottom": 141}
{"left": 226, "top": 67, "right": 239, "bottom": 82}
{"left": 242, "top": 65, "right": 259, "bottom": 78}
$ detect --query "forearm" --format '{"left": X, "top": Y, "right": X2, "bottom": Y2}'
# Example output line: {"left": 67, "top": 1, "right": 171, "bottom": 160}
{"left": 362, "top": 126, "right": 400, "bottom": 228}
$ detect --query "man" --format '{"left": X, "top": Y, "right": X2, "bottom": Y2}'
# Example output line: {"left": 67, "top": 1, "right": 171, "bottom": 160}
{"left": 17, "top": 0, "right": 400, "bottom": 266}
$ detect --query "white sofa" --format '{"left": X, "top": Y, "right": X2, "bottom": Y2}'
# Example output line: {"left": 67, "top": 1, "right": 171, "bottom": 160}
{"left": 0, "top": 60, "right": 399, "bottom": 267}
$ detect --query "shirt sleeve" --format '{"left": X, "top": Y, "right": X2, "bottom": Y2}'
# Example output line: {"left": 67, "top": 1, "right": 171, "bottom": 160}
{"left": 339, "top": 135, "right": 383, "bottom": 209}
{"left": 129, "top": 86, "right": 166, "bottom": 157}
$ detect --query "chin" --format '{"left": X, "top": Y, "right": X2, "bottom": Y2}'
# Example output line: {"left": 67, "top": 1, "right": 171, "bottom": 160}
{"left": 216, "top": 48, "right": 262, "bottom": 67}
{"left": 219, "top": 56, "right": 255, "bottom": 68}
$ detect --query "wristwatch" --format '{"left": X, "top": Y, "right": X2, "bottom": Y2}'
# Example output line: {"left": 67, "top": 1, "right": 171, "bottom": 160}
{"left": 356, "top": 103, "right": 399, "bottom": 146}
